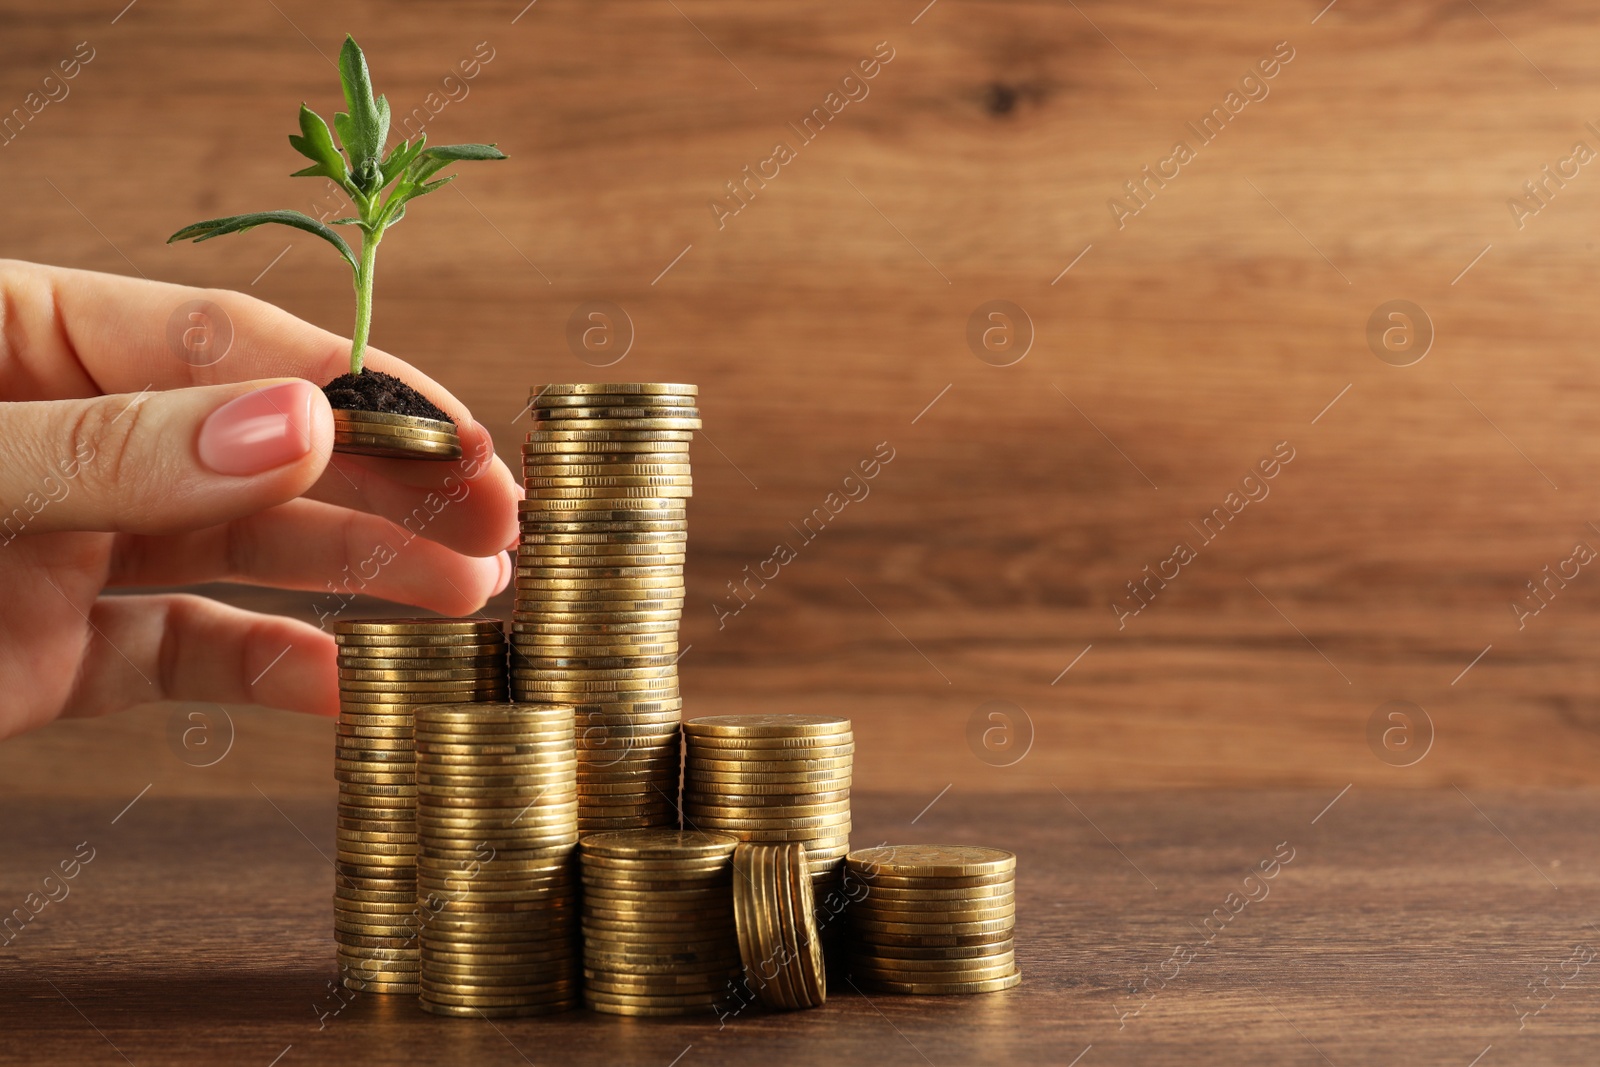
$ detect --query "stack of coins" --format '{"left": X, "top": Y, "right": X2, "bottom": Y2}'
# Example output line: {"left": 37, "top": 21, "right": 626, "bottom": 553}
{"left": 844, "top": 845, "right": 1021, "bottom": 995}
{"left": 331, "top": 409, "right": 463, "bottom": 460}
{"left": 682, "top": 715, "right": 854, "bottom": 883}
{"left": 332, "top": 618, "right": 508, "bottom": 993}
{"left": 513, "top": 384, "right": 700, "bottom": 832}
{"left": 413, "top": 702, "right": 580, "bottom": 1017}
{"left": 579, "top": 830, "right": 742, "bottom": 1016}
{"left": 730, "top": 842, "right": 826, "bottom": 1011}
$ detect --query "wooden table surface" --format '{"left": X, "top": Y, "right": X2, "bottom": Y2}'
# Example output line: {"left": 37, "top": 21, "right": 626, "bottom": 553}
{"left": 0, "top": 788, "right": 1595, "bottom": 1066}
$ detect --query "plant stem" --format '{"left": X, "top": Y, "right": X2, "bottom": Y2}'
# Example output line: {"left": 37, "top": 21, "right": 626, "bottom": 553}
{"left": 349, "top": 228, "right": 381, "bottom": 375}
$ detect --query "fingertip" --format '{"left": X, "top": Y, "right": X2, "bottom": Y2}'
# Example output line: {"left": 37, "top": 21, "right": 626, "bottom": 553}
{"left": 494, "top": 550, "right": 512, "bottom": 596}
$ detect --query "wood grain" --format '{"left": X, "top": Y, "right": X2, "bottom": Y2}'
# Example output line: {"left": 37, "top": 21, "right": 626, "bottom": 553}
{"left": 1, "top": 0, "right": 1600, "bottom": 792}
{"left": 0, "top": 790, "right": 1594, "bottom": 1065}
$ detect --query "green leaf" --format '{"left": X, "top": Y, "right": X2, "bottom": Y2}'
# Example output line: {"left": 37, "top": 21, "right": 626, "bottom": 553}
{"left": 405, "top": 143, "right": 506, "bottom": 184}
{"left": 326, "top": 216, "right": 362, "bottom": 226}
{"left": 287, "top": 104, "right": 348, "bottom": 183}
{"left": 167, "top": 210, "right": 358, "bottom": 272}
{"left": 380, "top": 137, "right": 426, "bottom": 188}
{"left": 333, "top": 35, "right": 391, "bottom": 193}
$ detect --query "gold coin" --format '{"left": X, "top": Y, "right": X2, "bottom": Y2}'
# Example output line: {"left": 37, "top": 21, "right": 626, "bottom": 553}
{"left": 853, "top": 926, "right": 1016, "bottom": 948}
{"left": 336, "top": 634, "right": 507, "bottom": 649}
{"left": 579, "top": 831, "right": 737, "bottom": 860}
{"left": 857, "top": 939, "right": 1015, "bottom": 961}
{"left": 337, "top": 648, "right": 506, "bottom": 664}
{"left": 531, "top": 404, "right": 699, "bottom": 419}
{"left": 334, "top": 435, "right": 461, "bottom": 459}
{"left": 685, "top": 714, "right": 852, "bottom": 738}
{"left": 524, "top": 465, "right": 691, "bottom": 481}
{"left": 335, "top": 422, "right": 458, "bottom": 443}
{"left": 531, "top": 383, "right": 698, "bottom": 396}
{"left": 686, "top": 754, "right": 853, "bottom": 773}
{"left": 684, "top": 733, "right": 851, "bottom": 752}
{"left": 684, "top": 741, "right": 854, "bottom": 761}
{"left": 852, "top": 951, "right": 1016, "bottom": 975}
{"left": 530, "top": 394, "right": 697, "bottom": 409}
{"left": 846, "top": 871, "right": 1015, "bottom": 890}
{"left": 847, "top": 845, "right": 1015, "bottom": 879}
{"left": 682, "top": 791, "right": 850, "bottom": 811}
{"left": 851, "top": 902, "right": 1017, "bottom": 925}
{"left": 684, "top": 801, "right": 852, "bottom": 820}
{"left": 335, "top": 619, "right": 504, "bottom": 637}
{"left": 339, "top": 667, "right": 507, "bottom": 684}
{"left": 511, "top": 611, "right": 682, "bottom": 625}
{"left": 853, "top": 883, "right": 1015, "bottom": 903}
{"left": 414, "top": 701, "right": 575, "bottom": 722}
{"left": 686, "top": 769, "right": 852, "bottom": 786}
{"left": 859, "top": 970, "right": 1021, "bottom": 996}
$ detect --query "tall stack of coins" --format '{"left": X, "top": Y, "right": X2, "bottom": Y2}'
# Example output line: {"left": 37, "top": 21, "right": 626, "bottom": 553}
{"left": 414, "top": 702, "right": 580, "bottom": 1017}
{"left": 332, "top": 618, "right": 508, "bottom": 993}
{"left": 730, "top": 842, "right": 826, "bottom": 1011}
{"left": 579, "top": 830, "right": 742, "bottom": 1016}
{"left": 844, "top": 845, "right": 1020, "bottom": 995}
{"left": 513, "top": 384, "right": 700, "bottom": 832}
{"left": 682, "top": 715, "right": 854, "bottom": 883}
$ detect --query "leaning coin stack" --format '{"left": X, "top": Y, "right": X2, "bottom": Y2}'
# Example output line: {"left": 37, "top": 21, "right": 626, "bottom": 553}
{"left": 845, "top": 845, "right": 1020, "bottom": 995}
{"left": 513, "top": 383, "right": 700, "bottom": 832}
{"left": 730, "top": 842, "right": 826, "bottom": 1011}
{"left": 579, "top": 830, "right": 743, "bottom": 1016}
{"left": 682, "top": 715, "right": 854, "bottom": 884}
{"left": 414, "top": 702, "right": 580, "bottom": 1018}
{"left": 332, "top": 618, "right": 508, "bottom": 993}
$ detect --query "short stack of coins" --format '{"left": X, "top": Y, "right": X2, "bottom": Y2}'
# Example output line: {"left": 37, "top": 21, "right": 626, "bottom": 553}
{"left": 844, "top": 845, "right": 1021, "bottom": 995}
{"left": 413, "top": 702, "right": 580, "bottom": 1017}
{"left": 579, "top": 830, "right": 742, "bottom": 1016}
{"left": 513, "top": 383, "right": 700, "bottom": 832}
{"left": 332, "top": 618, "right": 508, "bottom": 993}
{"left": 682, "top": 714, "right": 854, "bottom": 884}
{"left": 730, "top": 842, "right": 826, "bottom": 1010}
{"left": 330, "top": 409, "right": 462, "bottom": 460}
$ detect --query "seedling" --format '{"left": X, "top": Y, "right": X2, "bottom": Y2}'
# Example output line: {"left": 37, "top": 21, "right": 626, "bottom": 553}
{"left": 168, "top": 34, "right": 505, "bottom": 377}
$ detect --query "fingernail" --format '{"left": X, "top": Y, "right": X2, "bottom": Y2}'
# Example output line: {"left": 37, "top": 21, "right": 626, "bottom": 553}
{"left": 493, "top": 552, "right": 512, "bottom": 596}
{"left": 198, "top": 381, "right": 317, "bottom": 476}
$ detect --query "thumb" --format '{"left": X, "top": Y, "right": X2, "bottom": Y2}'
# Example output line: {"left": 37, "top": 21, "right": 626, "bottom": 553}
{"left": 0, "top": 378, "right": 333, "bottom": 536}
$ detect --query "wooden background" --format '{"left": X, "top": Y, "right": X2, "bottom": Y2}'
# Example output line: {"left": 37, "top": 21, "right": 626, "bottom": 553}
{"left": 3, "top": 0, "right": 1600, "bottom": 797}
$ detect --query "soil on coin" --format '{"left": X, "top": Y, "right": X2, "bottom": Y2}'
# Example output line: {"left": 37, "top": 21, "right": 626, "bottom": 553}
{"left": 323, "top": 370, "right": 454, "bottom": 424}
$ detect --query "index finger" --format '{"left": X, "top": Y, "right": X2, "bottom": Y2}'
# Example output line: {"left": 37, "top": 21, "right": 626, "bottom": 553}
{"left": 0, "top": 259, "right": 476, "bottom": 427}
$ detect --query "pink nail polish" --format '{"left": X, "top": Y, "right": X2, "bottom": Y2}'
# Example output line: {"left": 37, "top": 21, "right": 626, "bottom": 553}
{"left": 198, "top": 381, "right": 318, "bottom": 476}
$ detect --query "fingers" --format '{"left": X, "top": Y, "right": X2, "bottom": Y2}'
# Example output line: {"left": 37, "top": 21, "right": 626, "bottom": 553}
{"left": 106, "top": 498, "right": 512, "bottom": 615}
{"left": 307, "top": 439, "right": 522, "bottom": 558}
{"left": 0, "top": 260, "right": 474, "bottom": 421}
{"left": 0, "top": 378, "right": 334, "bottom": 536}
{"left": 61, "top": 593, "right": 339, "bottom": 720}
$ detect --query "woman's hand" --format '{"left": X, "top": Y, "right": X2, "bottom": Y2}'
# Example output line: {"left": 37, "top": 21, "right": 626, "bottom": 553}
{"left": 0, "top": 260, "right": 522, "bottom": 738}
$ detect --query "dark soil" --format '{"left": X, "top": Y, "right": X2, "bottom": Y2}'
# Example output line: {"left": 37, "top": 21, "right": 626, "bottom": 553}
{"left": 322, "top": 370, "right": 454, "bottom": 425}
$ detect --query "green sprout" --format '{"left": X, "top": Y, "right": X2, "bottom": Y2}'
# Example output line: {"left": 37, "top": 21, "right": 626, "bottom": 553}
{"left": 168, "top": 34, "right": 506, "bottom": 375}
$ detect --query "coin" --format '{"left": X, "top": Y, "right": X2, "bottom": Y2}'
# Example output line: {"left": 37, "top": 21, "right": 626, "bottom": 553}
{"left": 335, "top": 619, "right": 505, "bottom": 637}
{"left": 847, "top": 845, "right": 1016, "bottom": 879}
{"left": 859, "top": 970, "right": 1022, "bottom": 996}
{"left": 685, "top": 714, "right": 852, "bottom": 738}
